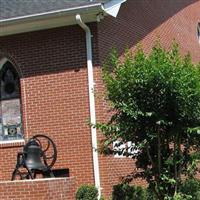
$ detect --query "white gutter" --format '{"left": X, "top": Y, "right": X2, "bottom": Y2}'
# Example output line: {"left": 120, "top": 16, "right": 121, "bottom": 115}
{"left": 0, "top": 0, "right": 126, "bottom": 37}
{"left": 0, "top": 0, "right": 126, "bottom": 25}
{"left": 0, "top": 3, "right": 102, "bottom": 25}
{"left": 0, "top": 4, "right": 103, "bottom": 36}
{"left": 76, "top": 14, "right": 101, "bottom": 199}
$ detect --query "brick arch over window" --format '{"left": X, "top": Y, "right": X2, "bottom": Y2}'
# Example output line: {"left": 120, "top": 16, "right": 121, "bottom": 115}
{"left": 198, "top": 22, "right": 200, "bottom": 44}
{"left": 0, "top": 58, "right": 23, "bottom": 141}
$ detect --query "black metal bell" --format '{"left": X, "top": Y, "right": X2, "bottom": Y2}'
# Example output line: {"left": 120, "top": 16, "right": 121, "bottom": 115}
{"left": 24, "top": 139, "right": 47, "bottom": 170}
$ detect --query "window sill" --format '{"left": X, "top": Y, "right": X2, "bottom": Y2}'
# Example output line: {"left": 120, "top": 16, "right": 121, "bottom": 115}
{"left": 0, "top": 139, "right": 25, "bottom": 148}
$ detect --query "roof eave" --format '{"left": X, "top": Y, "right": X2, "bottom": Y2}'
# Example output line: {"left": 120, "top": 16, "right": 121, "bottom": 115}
{"left": 0, "top": 4, "right": 103, "bottom": 36}
{"left": 0, "top": 0, "right": 126, "bottom": 37}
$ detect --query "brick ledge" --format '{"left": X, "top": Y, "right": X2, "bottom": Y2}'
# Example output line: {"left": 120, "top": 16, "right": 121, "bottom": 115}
{"left": 0, "top": 139, "right": 25, "bottom": 148}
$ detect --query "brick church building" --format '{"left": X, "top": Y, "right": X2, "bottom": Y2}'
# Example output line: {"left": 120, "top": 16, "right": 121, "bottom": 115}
{"left": 0, "top": 0, "right": 200, "bottom": 199}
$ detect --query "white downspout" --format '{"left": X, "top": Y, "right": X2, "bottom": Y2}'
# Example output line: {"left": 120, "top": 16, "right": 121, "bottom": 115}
{"left": 75, "top": 14, "right": 101, "bottom": 199}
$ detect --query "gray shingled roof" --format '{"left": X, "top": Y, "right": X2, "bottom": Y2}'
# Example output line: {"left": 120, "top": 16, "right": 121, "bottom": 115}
{"left": 0, "top": 0, "right": 109, "bottom": 20}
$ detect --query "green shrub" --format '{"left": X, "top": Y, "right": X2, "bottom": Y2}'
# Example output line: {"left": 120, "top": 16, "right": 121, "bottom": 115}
{"left": 76, "top": 184, "right": 98, "bottom": 200}
{"left": 112, "top": 183, "right": 147, "bottom": 200}
{"left": 146, "top": 187, "right": 156, "bottom": 200}
{"left": 180, "top": 179, "right": 200, "bottom": 200}
{"left": 98, "top": 41, "right": 200, "bottom": 198}
{"left": 164, "top": 192, "right": 192, "bottom": 200}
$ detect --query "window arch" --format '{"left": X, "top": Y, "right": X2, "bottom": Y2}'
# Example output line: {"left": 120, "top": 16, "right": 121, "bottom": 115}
{"left": 197, "top": 22, "right": 200, "bottom": 44}
{"left": 0, "top": 59, "right": 23, "bottom": 141}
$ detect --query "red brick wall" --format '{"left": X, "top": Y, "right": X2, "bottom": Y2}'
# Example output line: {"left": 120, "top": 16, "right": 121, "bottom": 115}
{"left": 0, "top": 24, "right": 99, "bottom": 187}
{"left": 96, "top": 0, "right": 200, "bottom": 198}
{"left": 0, "top": 177, "right": 76, "bottom": 200}
{"left": 98, "top": 0, "right": 200, "bottom": 63}
{"left": 0, "top": 142, "right": 25, "bottom": 182}
{"left": 0, "top": 0, "right": 200, "bottom": 199}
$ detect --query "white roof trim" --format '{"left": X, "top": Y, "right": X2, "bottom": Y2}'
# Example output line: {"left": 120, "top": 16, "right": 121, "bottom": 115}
{"left": 0, "top": 3, "right": 102, "bottom": 25}
{"left": 0, "top": 0, "right": 127, "bottom": 36}
{"left": 102, "top": 0, "right": 126, "bottom": 17}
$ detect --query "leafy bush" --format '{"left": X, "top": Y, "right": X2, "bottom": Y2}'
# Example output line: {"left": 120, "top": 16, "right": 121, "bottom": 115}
{"left": 112, "top": 183, "right": 147, "bottom": 200}
{"left": 164, "top": 193, "right": 192, "bottom": 200}
{"left": 180, "top": 179, "right": 200, "bottom": 200}
{"left": 146, "top": 187, "right": 156, "bottom": 200}
{"left": 76, "top": 184, "right": 98, "bottom": 200}
{"left": 97, "top": 41, "right": 200, "bottom": 199}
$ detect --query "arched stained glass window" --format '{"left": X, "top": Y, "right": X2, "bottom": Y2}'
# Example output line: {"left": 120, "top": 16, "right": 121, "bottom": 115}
{"left": 0, "top": 59, "right": 23, "bottom": 141}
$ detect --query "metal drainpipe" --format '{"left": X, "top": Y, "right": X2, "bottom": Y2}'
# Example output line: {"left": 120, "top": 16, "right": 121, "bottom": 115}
{"left": 75, "top": 14, "right": 101, "bottom": 199}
